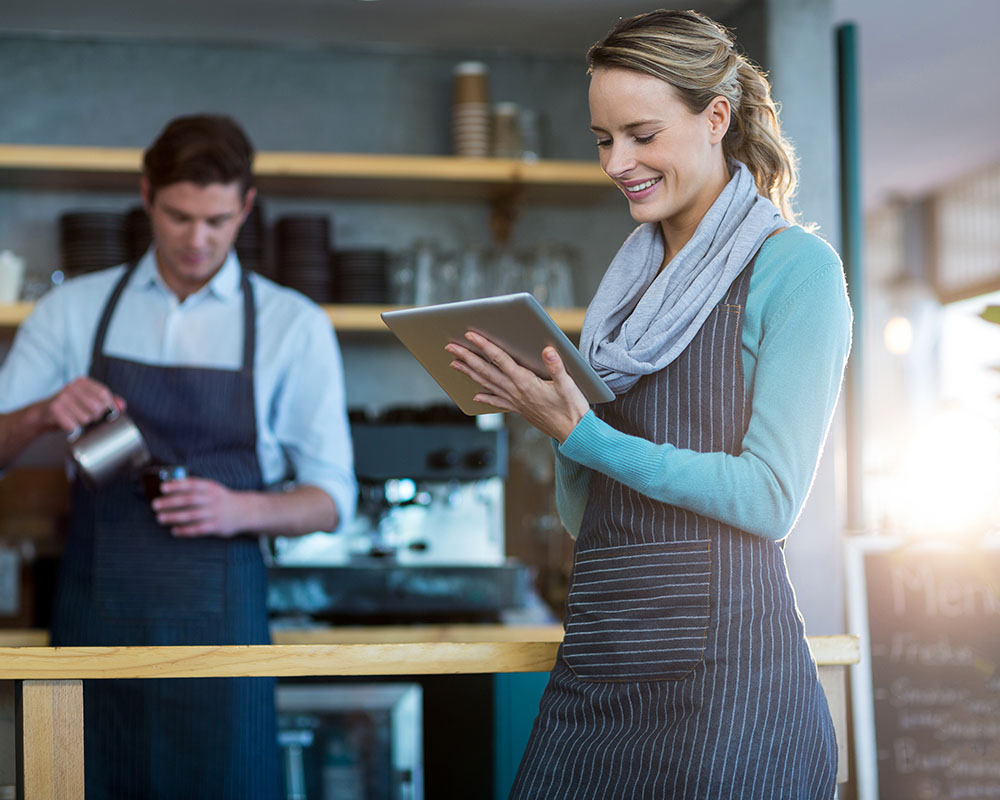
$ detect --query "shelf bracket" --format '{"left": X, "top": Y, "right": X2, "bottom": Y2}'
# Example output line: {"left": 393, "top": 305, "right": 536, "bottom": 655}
{"left": 489, "top": 185, "right": 525, "bottom": 245}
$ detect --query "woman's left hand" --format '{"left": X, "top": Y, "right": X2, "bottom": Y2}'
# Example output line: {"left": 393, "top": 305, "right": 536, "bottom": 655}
{"left": 446, "top": 331, "right": 590, "bottom": 442}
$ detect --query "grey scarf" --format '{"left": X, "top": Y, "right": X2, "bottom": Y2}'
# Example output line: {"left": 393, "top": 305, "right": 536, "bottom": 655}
{"left": 580, "top": 161, "right": 786, "bottom": 395}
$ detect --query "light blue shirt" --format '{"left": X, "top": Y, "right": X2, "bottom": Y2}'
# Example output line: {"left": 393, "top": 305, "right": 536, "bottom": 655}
{"left": 0, "top": 249, "right": 356, "bottom": 530}
{"left": 554, "top": 226, "right": 852, "bottom": 541}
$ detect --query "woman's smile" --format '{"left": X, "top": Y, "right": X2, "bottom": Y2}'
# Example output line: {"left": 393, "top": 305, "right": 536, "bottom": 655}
{"left": 620, "top": 176, "right": 662, "bottom": 198}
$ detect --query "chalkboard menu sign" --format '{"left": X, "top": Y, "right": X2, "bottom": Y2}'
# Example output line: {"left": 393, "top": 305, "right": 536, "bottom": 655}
{"left": 848, "top": 539, "right": 1000, "bottom": 800}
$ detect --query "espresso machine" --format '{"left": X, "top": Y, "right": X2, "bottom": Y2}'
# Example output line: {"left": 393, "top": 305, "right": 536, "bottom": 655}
{"left": 267, "top": 405, "right": 529, "bottom": 622}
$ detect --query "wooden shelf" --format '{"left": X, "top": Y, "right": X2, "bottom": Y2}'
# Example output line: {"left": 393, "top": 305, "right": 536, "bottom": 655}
{"left": 328, "top": 304, "right": 585, "bottom": 333}
{"left": 0, "top": 302, "right": 33, "bottom": 328}
{"left": 0, "top": 144, "right": 616, "bottom": 204}
{"left": 0, "top": 144, "right": 595, "bottom": 329}
{"left": 0, "top": 302, "right": 586, "bottom": 334}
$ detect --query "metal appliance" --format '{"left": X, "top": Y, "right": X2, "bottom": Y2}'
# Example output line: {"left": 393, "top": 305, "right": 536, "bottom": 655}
{"left": 276, "top": 682, "right": 422, "bottom": 800}
{"left": 268, "top": 406, "right": 528, "bottom": 621}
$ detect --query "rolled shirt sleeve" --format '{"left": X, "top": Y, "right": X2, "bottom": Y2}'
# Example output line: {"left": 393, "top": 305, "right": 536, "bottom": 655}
{"left": 0, "top": 272, "right": 115, "bottom": 412}
{"left": 262, "top": 300, "right": 357, "bottom": 529}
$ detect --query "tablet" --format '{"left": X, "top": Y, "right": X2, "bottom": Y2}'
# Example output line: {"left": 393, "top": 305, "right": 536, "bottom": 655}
{"left": 381, "top": 293, "right": 615, "bottom": 415}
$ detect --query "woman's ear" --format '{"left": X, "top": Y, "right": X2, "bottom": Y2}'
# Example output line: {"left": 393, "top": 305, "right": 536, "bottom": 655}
{"left": 706, "top": 96, "right": 731, "bottom": 144}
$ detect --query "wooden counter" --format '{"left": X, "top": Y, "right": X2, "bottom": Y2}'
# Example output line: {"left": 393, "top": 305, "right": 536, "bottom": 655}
{"left": 0, "top": 629, "right": 858, "bottom": 797}
{"left": 0, "top": 624, "right": 860, "bottom": 659}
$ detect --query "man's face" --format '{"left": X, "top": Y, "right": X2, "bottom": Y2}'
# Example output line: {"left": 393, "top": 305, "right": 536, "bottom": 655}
{"left": 142, "top": 179, "right": 254, "bottom": 299}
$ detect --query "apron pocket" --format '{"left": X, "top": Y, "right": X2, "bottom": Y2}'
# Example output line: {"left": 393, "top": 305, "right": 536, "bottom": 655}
{"left": 562, "top": 539, "right": 711, "bottom": 682}
{"left": 93, "top": 504, "right": 227, "bottom": 623}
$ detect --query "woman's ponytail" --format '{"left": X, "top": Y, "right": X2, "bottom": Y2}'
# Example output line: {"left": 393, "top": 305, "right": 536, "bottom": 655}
{"left": 724, "top": 60, "right": 798, "bottom": 220}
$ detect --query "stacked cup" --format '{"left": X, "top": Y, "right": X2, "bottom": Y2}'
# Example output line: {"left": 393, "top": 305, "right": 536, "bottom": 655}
{"left": 492, "top": 102, "right": 523, "bottom": 158}
{"left": 452, "top": 62, "right": 491, "bottom": 157}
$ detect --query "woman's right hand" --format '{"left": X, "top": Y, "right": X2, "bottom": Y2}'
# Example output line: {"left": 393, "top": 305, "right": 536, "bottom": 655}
{"left": 447, "top": 332, "right": 590, "bottom": 443}
{"left": 47, "top": 377, "right": 125, "bottom": 433}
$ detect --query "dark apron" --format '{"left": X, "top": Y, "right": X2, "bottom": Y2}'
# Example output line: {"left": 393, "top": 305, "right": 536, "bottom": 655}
{"left": 51, "top": 264, "right": 280, "bottom": 800}
{"left": 510, "top": 257, "right": 837, "bottom": 799}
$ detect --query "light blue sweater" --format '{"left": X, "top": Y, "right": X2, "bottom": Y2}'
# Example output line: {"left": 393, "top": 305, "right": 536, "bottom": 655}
{"left": 555, "top": 226, "right": 852, "bottom": 541}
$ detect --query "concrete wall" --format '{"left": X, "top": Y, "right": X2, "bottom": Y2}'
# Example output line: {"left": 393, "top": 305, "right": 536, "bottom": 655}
{"left": 766, "top": 0, "right": 847, "bottom": 635}
{"left": 723, "top": 0, "right": 847, "bottom": 635}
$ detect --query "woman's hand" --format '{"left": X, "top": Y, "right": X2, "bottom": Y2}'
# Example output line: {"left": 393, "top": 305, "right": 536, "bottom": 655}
{"left": 446, "top": 331, "right": 590, "bottom": 442}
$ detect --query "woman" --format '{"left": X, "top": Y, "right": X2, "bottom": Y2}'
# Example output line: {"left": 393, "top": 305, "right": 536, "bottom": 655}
{"left": 447, "top": 9, "right": 850, "bottom": 799}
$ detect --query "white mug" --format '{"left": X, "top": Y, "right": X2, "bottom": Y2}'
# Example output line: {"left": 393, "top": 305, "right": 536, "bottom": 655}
{"left": 0, "top": 250, "right": 25, "bottom": 305}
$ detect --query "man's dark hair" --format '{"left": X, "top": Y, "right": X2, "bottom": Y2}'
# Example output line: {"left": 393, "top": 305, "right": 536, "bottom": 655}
{"left": 142, "top": 114, "right": 255, "bottom": 201}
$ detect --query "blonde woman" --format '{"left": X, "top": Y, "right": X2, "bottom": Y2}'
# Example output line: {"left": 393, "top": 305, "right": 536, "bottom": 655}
{"left": 448, "top": 9, "right": 850, "bottom": 798}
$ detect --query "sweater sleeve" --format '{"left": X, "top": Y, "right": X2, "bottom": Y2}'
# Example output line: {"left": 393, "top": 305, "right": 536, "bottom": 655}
{"left": 558, "top": 259, "right": 852, "bottom": 541}
{"left": 552, "top": 440, "right": 592, "bottom": 539}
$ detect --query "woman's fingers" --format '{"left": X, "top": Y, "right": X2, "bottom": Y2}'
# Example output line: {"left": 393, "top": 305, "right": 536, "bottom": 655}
{"left": 446, "top": 335, "right": 588, "bottom": 440}
{"left": 471, "top": 392, "right": 513, "bottom": 412}
{"left": 449, "top": 355, "right": 506, "bottom": 398}
{"left": 465, "top": 331, "right": 514, "bottom": 371}
{"left": 446, "top": 336, "right": 516, "bottom": 393}
{"left": 542, "top": 346, "right": 575, "bottom": 398}
{"left": 542, "top": 346, "right": 591, "bottom": 422}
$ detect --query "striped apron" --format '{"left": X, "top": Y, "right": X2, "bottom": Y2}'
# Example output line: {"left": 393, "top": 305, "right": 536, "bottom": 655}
{"left": 510, "top": 259, "right": 837, "bottom": 799}
{"left": 51, "top": 264, "right": 280, "bottom": 799}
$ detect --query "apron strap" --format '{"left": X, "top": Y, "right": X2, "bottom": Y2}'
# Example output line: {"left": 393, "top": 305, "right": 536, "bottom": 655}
{"left": 89, "top": 262, "right": 138, "bottom": 381}
{"left": 239, "top": 268, "right": 255, "bottom": 375}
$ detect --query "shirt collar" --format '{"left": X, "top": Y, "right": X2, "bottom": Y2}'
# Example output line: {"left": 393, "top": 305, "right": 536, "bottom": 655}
{"left": 131, "top": 248, "right": 243, "bottom": 302}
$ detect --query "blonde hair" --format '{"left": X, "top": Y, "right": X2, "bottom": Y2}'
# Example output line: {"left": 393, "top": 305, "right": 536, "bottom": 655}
{"left": 588, "top": 9, "right": 799, "bottom": 221}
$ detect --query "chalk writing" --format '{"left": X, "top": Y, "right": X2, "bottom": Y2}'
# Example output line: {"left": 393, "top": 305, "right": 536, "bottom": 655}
{"left": 866, "top": 548, "right": 1000, "bottom": 799}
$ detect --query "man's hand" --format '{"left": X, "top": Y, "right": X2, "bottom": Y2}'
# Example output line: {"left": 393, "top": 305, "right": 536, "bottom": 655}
{"left": 152, "top": 479, "right": 339, "bottom": 538}
{"left": 47, "top": 377, "right": 125, "bottom": 433}
{"left": 153, "top": 476, "right": 249, "bottom": 537}
{"left": 0, "top": 377, "right": 125, "bottom": 469}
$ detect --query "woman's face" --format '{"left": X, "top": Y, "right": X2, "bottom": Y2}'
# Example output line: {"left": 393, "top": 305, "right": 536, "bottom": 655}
{"left": 589, "top": 67, "right": 730, "bottom": 236}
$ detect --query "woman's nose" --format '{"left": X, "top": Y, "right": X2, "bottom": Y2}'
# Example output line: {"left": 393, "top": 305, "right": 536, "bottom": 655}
{"left": 602, "top": 142, "right": 636, "bottom": 179}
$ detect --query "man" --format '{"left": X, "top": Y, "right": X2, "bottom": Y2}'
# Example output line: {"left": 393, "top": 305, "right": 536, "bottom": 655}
{"left": 0, "top": 114, "right": 356, "bottom": 798}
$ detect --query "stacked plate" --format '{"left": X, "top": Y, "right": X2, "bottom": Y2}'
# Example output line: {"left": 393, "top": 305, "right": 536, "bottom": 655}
{"left": 333, "top": 248, "right": 390, "bottom": 304}
{"left": 59, "top": 211, "right": 128, "bottom": 276}
{"left": 275, "top": 215, "right": 333, "bottom": 302}
{"left": 236, "top": 203, "right": 270, "bottom": 277}
{"left": 124, "top": 206, "right": 152, "bottom": 264}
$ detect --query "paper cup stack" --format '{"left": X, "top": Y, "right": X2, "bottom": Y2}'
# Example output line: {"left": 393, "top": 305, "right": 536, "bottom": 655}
{"left": 452, "top": 62, "right": 491, "bottom": 157}
{"left": 492, "top": 102, "right": 523, "bottom": 158}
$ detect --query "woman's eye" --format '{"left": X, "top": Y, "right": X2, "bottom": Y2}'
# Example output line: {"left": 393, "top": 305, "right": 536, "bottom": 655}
{"left": 634, "top": 134, "right": 656, "bottom": 145}
{"left": 595, "top": 139, "right": 612, "bottom": 149}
